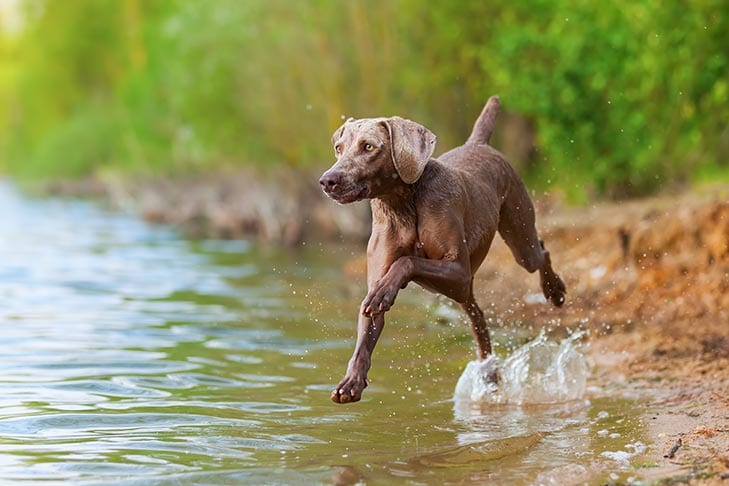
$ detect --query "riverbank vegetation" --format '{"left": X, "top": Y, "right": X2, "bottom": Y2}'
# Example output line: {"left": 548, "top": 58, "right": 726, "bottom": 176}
{"left": 0, "top": 0, "right": 727, "bottom": 201}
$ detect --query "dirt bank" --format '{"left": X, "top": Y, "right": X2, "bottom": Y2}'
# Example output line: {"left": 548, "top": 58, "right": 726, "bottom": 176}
{"left": 475, "top": 188, "right": 729, "bottom": 483}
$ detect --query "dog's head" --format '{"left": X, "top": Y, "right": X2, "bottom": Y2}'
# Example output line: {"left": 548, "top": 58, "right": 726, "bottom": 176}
{"left": 319, "top": 117, "right": 436, "bottom": 204}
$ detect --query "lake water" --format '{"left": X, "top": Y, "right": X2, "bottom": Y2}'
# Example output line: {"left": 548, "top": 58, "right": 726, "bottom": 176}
{"left": 0, "top": 181, "right": 648, "bottom": 484}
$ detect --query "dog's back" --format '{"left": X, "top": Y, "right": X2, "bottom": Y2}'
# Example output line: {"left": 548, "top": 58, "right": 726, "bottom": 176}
{"left": 421, "top": 97, "right": 521, "bottom": 233}
{"left": 436, "top": 95, "right": 520, "bottom": 201}
{"left": 416, "top": 97, "right": 541, "bottom": 269}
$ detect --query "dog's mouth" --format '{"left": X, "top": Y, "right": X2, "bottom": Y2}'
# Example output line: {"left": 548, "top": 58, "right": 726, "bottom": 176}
{"left": 325, "top": 184, "right": 370, "bottom": 204}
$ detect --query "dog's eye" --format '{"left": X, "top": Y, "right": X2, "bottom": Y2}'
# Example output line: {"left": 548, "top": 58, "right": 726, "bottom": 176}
{"left": 334, "top": 145, "right": 343, "bottom": 155}
{"left": 363, "top": 143, "right": 374, "bottom": 152}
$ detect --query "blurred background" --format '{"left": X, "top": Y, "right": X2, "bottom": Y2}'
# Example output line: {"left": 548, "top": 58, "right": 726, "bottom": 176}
{"left": 0, "top": 0, "right": 727, "bottom": 202}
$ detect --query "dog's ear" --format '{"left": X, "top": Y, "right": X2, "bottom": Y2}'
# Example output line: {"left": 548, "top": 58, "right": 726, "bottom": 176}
{"left": 331, "top": 117, "right": 355, "bottom": 146}
{"left": 382, "top": 117, "right": 436, "bottom": 184}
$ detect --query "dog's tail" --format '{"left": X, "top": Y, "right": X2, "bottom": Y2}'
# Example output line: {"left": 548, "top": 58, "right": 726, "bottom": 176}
{"left": 467, "top": 95, "right": 500, "bottom": 145}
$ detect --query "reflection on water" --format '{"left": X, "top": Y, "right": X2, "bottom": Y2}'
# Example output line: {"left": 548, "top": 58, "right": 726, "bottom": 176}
{"left": 0, "top": 181, "right": 647, "bottom": 483}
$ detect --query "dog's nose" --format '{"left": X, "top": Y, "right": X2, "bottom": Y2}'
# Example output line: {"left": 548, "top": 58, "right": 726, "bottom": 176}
{"left": 319, "top": 171, "right": 342, "bottom": 192}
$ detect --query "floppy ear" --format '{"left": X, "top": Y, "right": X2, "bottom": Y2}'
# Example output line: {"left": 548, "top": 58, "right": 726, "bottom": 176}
{"left": 382, "top": 117, "right": 436, "bottom": 184}
{"left": 331, "top": 117, "right": 355, "bottom": 146}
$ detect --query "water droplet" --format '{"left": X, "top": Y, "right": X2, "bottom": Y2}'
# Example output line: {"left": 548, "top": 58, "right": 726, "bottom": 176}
{"left": 454, "top": 330, "right": 587, "bottom": 405}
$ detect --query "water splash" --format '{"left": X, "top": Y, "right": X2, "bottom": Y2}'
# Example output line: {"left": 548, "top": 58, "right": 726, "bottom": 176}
{"left": 454, "top": 331, "right": 588, "bottom": 405}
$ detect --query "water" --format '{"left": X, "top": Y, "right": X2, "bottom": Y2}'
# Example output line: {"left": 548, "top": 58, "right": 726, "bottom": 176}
{"left": 0, "top": 181, "right": 648, "bottom": 484}
{"left": 454, "top": 331, "right": 587, "bottom": 405}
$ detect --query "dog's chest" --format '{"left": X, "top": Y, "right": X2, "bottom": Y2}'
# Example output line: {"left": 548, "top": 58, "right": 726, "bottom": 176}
{"left": 389, "top": 228, "right": 422, "bottom": 258}
{"left": 412, "top": 237, "right": 427, "bottom": 258}
{"left": 393, "top": 224, "right": 431, "bottom": 259}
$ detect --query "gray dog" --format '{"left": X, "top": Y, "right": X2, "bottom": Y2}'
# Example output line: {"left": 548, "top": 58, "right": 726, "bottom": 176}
{"left": 319, "top": 96, "right": 566, "bottom": 403}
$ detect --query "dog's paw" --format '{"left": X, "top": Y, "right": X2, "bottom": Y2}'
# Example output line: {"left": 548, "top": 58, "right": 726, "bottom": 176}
{"left": 360, "top": 284, "right": 397, "bottom": 317}
{"left": 331, "top": 374, "right": 368, "bottom": 404}
{"left": 542, "top": 272, "right": 566, "bottom": 307}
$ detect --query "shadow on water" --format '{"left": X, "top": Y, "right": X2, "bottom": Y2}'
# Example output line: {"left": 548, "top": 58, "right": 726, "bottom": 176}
{"left": 0, "top": 181, "right": 649, "bottom": 484}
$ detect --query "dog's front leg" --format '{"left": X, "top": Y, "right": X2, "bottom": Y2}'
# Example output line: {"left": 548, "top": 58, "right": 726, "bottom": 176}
{"left": 361, "top": 256, "right": 472, "bottom": 316}
{"left": 360, "top": 256, "right": 412, "bottom": 317}
{"left": 331, "top": 312, "right": 384, "bottom": 403}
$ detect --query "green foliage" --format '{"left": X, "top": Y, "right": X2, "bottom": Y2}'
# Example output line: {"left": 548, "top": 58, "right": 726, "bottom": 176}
{"left": 0, "top": 0, "right": 727, "bottom": 199}
{"left": 482, "top": 0, "right": 729, "bottom": 198}
{"left": 2, "top": 0, "right": 130, "bottom": 178}
{"left": 14, "top": 104, "right": 122, "bottom": 179}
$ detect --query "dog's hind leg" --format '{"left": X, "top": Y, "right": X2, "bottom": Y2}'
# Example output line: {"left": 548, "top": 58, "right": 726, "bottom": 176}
{"left": 460, "top": 283, "right": 492, "bottom": 359}
{"left": 497, "top": 179, "right": 566, "bottom": 307}
{"left": 460, "top": 285, "right": 498, "bottom": 383}
{"left": 536, "top": 239, "right": 566, "bottom": 307}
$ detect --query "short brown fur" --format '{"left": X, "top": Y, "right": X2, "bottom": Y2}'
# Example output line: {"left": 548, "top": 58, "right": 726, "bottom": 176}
{"left": 319, "top": 96, "right": 566, "bottom": 404}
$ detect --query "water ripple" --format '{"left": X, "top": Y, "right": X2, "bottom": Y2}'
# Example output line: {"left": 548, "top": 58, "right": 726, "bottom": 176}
{"left": 0, "top": 412, "right": 259, "bottom": 439}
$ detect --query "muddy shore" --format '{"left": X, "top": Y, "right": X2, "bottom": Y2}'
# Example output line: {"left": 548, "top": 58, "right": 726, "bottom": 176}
{"left": 42, "top": 173, "right": 729, "bottom": 483}
{"left": 471, "top": 188, "right": 729, "bottom": 483}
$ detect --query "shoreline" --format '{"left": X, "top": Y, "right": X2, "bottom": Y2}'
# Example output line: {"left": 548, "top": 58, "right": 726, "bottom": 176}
{"left": 36, "top": 169, "right": 372, "bottom": 247}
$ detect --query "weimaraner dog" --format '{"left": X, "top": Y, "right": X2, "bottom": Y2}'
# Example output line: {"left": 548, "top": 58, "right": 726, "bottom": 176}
{"left": 319, "top": 96, "right": 566, "bottom": 403}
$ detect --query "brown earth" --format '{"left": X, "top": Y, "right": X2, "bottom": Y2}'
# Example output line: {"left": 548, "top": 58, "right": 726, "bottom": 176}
{"left": 497, "top": 190, "right": 729, "bottom": 484}
{"left": 476, "top": 190, "right": 729, "bottom": 484}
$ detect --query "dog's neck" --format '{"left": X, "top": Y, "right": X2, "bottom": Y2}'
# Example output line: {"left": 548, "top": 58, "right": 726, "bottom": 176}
{"left": 370, "top": 183, "right": 417, "bottom": 227}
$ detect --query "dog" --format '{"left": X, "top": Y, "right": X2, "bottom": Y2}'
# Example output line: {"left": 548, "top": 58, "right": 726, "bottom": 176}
{"left": 319, "top": 96, "right": 566, "bottom": 403}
